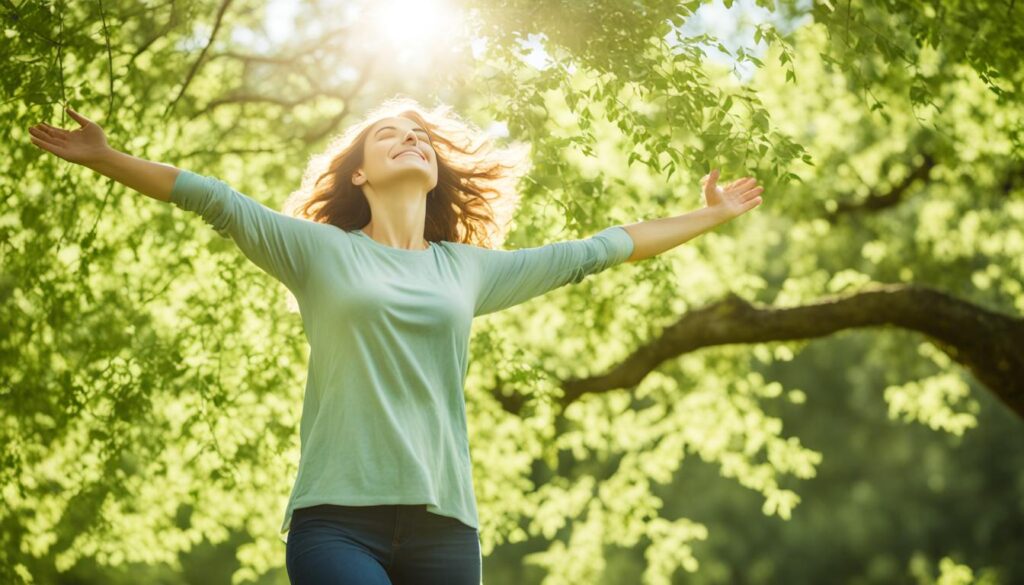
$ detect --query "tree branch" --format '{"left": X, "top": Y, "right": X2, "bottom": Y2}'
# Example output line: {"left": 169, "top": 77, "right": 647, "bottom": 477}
{"left": 825, "top": 152, "right": 937, "bottom": 222}
{"left": 163, "top": 0, "right": 235, "bottom": 121}
{"left": 517, "top": 283, "right": 1024, "bottom": 420}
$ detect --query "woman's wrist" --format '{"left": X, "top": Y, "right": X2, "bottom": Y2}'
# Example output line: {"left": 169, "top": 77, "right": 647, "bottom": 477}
{"left": 83, "top": 146, "right": 121, "bottom": 172}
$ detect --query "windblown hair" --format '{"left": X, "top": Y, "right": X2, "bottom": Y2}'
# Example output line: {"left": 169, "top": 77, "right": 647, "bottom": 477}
{"left": 281, "top": 96, "right": 530, "bottom": 250}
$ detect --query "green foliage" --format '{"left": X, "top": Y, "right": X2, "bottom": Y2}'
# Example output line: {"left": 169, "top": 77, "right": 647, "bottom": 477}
{"left": 2, "top": 0, "right": 1022, "bottom": 583}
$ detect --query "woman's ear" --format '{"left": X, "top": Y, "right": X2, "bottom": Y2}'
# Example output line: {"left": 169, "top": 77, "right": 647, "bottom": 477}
{"left": 352, "top": 169, "right": 365, "bottom": 186}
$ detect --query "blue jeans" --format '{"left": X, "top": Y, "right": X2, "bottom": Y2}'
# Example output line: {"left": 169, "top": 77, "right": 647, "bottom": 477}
{"left": 285, "top": 503, "right": 482, "bottom": 585}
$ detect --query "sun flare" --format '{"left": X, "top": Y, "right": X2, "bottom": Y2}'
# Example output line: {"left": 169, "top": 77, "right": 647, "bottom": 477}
{"left": 361, "top": 0, "right": 463, "bottom": 61}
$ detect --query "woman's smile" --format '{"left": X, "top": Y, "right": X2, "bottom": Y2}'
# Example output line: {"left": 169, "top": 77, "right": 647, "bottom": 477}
{"left": 395, "top": 151, "right": 426, "bottom": 162}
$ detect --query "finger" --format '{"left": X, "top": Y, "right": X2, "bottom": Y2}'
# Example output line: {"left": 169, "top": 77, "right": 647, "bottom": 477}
{"left": 741, "top": 186, "right": 764, "bottom": 201}
{"left": 29, "top": 134, "right": 63, "bottom": 156}
{"left": 39, "top": 122, "right": 69, "bottom": 136}
{"left": 30, "top": 125, "right": 67, "bottom": 145}
{"left": 736, "top": 191, "right": 763, "bottom": 212}
{"left": 65, "top": 106, "right": 90, "bottom": 126}
{"left": 703, "top": 168, "right": 720, "bottom": 191}
{"left": 32, "top": 124, "right": 67, "bottom": 141}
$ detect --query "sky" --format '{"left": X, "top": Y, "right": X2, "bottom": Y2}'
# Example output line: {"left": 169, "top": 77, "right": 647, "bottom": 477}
{"left": 245, "top": 0, "right": 811, "bottom": 76}
{"left": 513, "top": 0, "right": 811, "bottom": 78}
{"left": 227, "top": 0, "right": 813, "bottom": 138}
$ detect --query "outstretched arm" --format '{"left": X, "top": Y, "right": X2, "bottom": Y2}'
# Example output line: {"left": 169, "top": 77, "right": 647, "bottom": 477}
{"left": 471, "top": 225, "right": 634, "bottom": 317}
{"left": 29, "top": 105, "right": 321, "bottom": 293}
{"left": 620, "top": 168, "right": 765, "bottom": 263}
{"left": 30, "top": 105, "right": 178, "bottom": 201}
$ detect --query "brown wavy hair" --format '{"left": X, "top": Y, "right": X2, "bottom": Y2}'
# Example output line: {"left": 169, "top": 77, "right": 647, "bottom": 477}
{"left": 281, "top": 95, "right": 530, "bottom": 250}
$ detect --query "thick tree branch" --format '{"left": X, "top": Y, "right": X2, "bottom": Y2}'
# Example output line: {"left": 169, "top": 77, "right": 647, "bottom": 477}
{"left": 535, "top": 283, "right": 1024, "bottom": 419}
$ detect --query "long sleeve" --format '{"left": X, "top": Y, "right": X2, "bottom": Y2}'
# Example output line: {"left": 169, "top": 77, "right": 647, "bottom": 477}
{"left": 169, "top": 170, "right": 323, "bottom": 293}
{"left": 471, "top": 225, "right": 634, "bottom": 317}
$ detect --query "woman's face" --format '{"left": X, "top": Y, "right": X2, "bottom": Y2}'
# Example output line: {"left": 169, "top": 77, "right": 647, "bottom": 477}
{"left": 353, "top": 116, "right": 438, "bottom": 194}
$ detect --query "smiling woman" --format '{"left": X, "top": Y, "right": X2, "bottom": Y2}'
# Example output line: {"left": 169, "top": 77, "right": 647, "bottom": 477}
{"left": 279, "top": 95, "right": 531, "bottom": 275}
{"left": 263, "top": 96, "right": 634, "bottom": 585}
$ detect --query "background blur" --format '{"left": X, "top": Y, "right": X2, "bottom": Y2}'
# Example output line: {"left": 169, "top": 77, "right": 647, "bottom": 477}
{"left": 2, "top": 0, "right": 1022, "bottom": 583}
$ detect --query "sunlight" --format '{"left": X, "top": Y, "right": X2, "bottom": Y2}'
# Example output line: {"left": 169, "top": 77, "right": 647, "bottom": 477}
{"left": 359, "top": 0, "right": 465, "bottom": 64}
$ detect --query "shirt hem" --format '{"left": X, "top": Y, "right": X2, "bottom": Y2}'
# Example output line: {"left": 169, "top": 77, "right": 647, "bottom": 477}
{"left": 279, "top": 495, "right": 479, "bottom": 544}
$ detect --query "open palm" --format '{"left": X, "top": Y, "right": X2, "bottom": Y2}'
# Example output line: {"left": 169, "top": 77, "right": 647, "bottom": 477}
{"left": 701, "top": 168, "right": 765, "bottom": 220}
{"left": 28, "top": 106, "right": 111, "bottom": 166}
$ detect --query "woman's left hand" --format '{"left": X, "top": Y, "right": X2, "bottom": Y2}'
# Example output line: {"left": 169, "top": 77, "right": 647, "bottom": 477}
{"left": 701, "top": 168, "right": 764, "bottom": 220}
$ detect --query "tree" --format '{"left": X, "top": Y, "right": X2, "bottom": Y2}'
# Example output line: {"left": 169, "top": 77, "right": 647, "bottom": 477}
{"left": 2, "top": 0, "right": 1021, "bottom": 583}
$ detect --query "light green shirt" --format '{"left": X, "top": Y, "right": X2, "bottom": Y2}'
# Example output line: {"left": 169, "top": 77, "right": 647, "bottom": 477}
{"left": 169, "top": 170, "right": 635, "bottom": 543}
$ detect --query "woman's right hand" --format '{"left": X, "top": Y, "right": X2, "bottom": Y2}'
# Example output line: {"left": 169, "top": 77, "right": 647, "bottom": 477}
{"left": 28, "top": 105, "right": 112, "bottom": 167}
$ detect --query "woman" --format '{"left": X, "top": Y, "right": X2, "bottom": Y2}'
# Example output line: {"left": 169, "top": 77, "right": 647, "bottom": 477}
{"left": 27, "top": 97, "right": 763, "bottom": 584}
